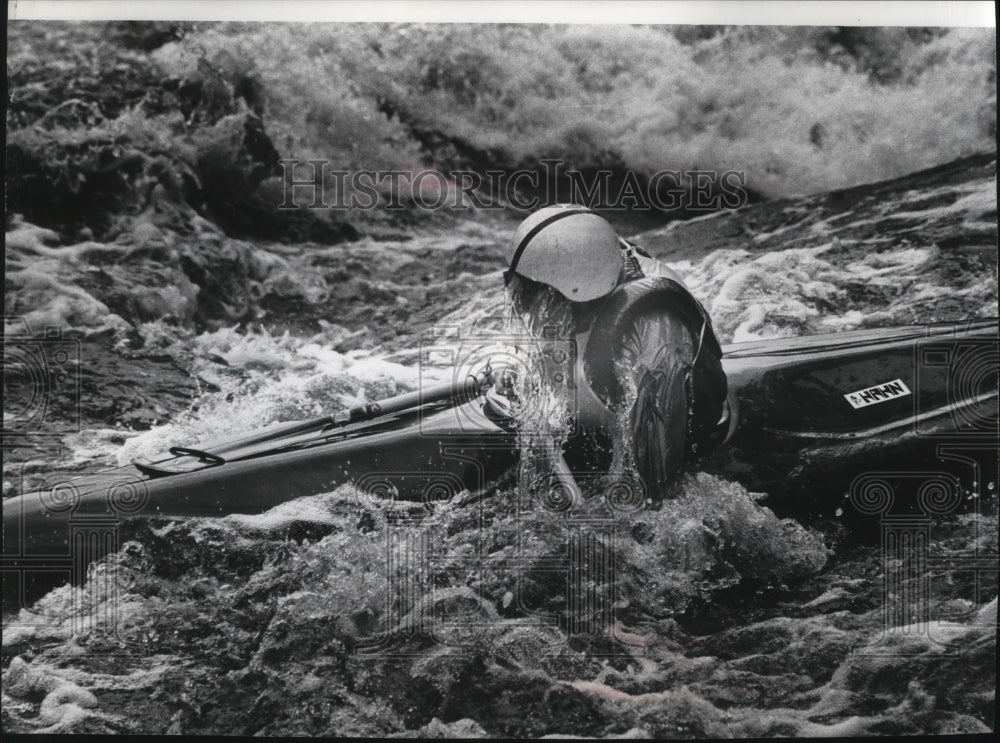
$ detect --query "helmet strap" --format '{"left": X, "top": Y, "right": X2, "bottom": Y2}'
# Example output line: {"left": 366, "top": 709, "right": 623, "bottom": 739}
{"left": 508, "top": 206, "right": 593, "bottom": 273}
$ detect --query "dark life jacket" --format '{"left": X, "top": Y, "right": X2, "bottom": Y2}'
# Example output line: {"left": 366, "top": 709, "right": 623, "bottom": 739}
{"left": 504, "top": 244, "right": 729, "bottom": 471}
{"left": 570, "top": 271, "right": 728, "bottom": 460}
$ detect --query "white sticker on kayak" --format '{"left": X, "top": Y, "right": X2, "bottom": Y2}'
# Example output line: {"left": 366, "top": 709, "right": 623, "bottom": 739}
{"left": 844, "top": 379, "right": 911, "bottom": 409}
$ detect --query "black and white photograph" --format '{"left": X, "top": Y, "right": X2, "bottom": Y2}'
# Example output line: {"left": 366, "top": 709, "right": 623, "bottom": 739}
{"left": 3, "top": 1, "right": 997, "bottom": 737}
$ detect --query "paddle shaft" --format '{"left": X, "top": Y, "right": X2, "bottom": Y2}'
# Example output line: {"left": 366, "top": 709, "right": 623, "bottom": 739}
{"left": 182, "top": 368, "right": 495, "bottom": 461}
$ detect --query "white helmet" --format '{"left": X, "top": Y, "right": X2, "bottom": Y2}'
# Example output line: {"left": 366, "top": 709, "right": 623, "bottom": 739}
{"left": 505, "top": 204, "right": 622, "bottom": 302}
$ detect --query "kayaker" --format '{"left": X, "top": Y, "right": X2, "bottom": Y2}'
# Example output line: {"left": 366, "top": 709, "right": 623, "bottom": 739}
{"left": 500, "top": 204, "right": 729, "bottom": 503}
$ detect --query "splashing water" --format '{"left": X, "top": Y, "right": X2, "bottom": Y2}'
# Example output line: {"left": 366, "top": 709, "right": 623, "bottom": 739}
{"left": 4, "top": 157, "right": 996, "bottom": 735}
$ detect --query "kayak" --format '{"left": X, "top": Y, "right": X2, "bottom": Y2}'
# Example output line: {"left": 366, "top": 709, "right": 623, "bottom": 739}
{"left": 3, "top": 318, "right": 997, "bottom": 606}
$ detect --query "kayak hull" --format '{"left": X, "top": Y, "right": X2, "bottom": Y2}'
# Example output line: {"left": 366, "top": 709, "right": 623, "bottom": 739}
{"left": 3, "top": 319, "right": 997, "bottom": 606}
{"left": 4, "top": 401, "right": 518, "bottom": 550}
{"left": 707, "top": 318, "right": 999, "bottom": 506}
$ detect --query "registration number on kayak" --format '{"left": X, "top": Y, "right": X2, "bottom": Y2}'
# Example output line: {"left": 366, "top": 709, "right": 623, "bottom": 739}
{"left": 844, "top": 378, "right": 912, "bottom": 409}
